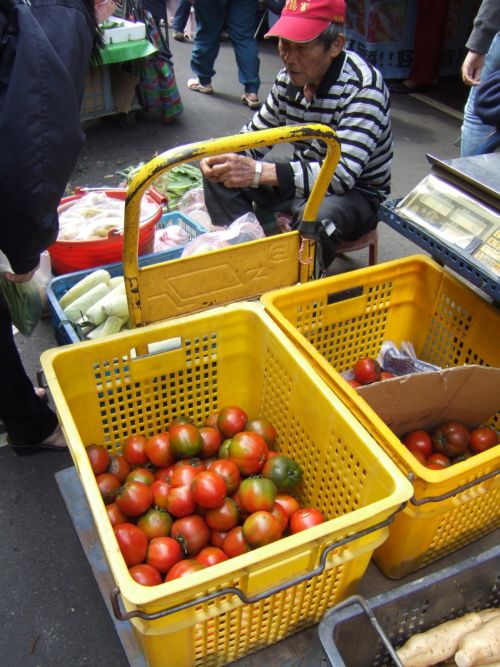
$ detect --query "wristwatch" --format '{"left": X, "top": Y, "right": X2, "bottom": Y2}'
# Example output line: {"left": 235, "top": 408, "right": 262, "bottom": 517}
{"left": 251, "top": 161, "right": 263, "bottom": 188}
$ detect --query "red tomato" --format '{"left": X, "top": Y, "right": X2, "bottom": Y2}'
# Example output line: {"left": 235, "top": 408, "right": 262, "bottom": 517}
{"left": 191, "top": 470, "right": 227, "bottom": 509}
{"left": 169, "top": 423, "right": 203, "bottom": 459}
{"left": 116, "top": 481, "right": 154, "bottom": 517}
{"left": 107, "top": 454, "right": 131, "bottom": 482}
{"left": 208, "top": 459, "right": 241, "bottom": 495}
{"left": 470, "top": 426, "right": 498, "bottom": 453}
{"left": 228, "top": 431, "right": 269, "bottom": 475}
{"left": 346, "top": 378, "right": 361, "bottom": 388}
{"left": 170, "top": 463, "right": 203, "bottom": 488}
{"left": 289, "top": 507, "right": 325, "bottom": 534}
{"left": 266, "top": 450, "right": 280, "bottom": 460}
{"left": 210, "top": 529, "right": 229, "bottom": 549}
{"left": 353, "top": 357, "right": 381, "bottom": 385}
{"left": 262, "top": 455, "right": 302, "bottom": 491}
{"left": 171, "top": 514, "right": 210, "bottom": 556}
{"left": 432, "top": 422, "right": 470, "bottom": 458}
{"left": 137, "top": 507, "right": 173, "bottom": 540}
{"left": 274, "top": 494, "right": 300, "bottom": 519}
{"left": 123, "top": 435, "right": 148, "bottom": 466}
{"left": 87, "top": 444, "right": 110, "bottom": 475}
{"left": 144, "top": 431, "right": 174, "bottom": 468}
{"left": 146, "top": 536, "right": 183, "bottom": 573}
{"left": 126, "top": 466, "right": 155, "bottom": 486}
{"left": 270, "top": 502, "right": 288, "bottom": 532}
{"left": 242, "top": 511, "right": 282, "bottom": 548}
{"left": 205, "top": 497, "right": 240, "bottom": 531}
{"left": 380, "top": 371, "right": 395, "bottom": 380}
{"left": 198, "top": 427, "right": 222, "bottom": 458}
{"left": 114, "top": 523, "right": 148, "bottom": 566}
{"left": 106, "top": 501, "right": 128, "bottom": 526}
{"left": 204, "top": 411, "right": 221, "bottom": 430}
{"left": 165, "top": 559, "right": 205, "bottom": 582}
{"left": 427, "top": 452, "right": 451, "bottom": 469}
{"left": 164, "top": 484, "right": 196, "bottom": 518}
{"left": 150, "top": 480, "right": 171, "bottom": 510}
{"left": 402, "top": 430, "right": 433, "bottom": 459}
{"left": 154, "top": 464, "right": 175, "bottom": 484}
{"left": 128, "top": 563, "right": 162, "bottom": 586}
{"left": 238, "top": 476, "right": 277, "bottom": 513}
{"left": 222, "top": 526, "right": 251, "bottom": 558}
{"left": 229, "top": 489, "right": 249, "bottom": 520}
{"left": 96, "top": 472, "right": 121, "bottom": 504}
{"left": 217, "top": 405, "right": 248, "bottom": 438}
{"left": 245, "top": 417, "right": 277, "bottom": 447}
{"left": 174, "top": 457, "right": 206, "bottom": 472}
{"left": 410, "top": 449, "right": 428, "bottom": 466}
{"left": 195, "top": 546, "right": 229, "bottom": 567}
{"left": 168, "top": 415, "right": 194, "bottom": 428}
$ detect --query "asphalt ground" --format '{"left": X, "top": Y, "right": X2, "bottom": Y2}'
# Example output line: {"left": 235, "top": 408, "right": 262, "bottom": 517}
{"left": 1, "top": 29, "right": 498, "bottom": 667}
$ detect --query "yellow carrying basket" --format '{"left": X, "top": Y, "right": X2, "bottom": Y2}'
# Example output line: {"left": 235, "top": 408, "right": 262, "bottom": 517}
{"left": 41, "top": 302, "right": 412, "bottom": 667}
{"left": 260, "top": 255, "right": 500, "bottom": 579}
{"left": 123, "top": 123, "right": 340, "bottom": 327}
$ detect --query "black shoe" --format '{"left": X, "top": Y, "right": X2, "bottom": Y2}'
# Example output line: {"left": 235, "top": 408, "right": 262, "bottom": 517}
{"left": 318, "top": 224, "right": 342, "bottom": 273}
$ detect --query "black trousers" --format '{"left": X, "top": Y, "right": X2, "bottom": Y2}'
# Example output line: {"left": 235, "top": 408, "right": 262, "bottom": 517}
{"left": 0, "top": 295, "right": 57, "bottom": 447}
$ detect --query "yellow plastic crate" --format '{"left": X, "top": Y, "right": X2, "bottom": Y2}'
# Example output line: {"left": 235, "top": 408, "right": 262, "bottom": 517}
{"left": 41, "top": 302, "right": 412, "bottom": 667}
{"left": 261, "top": 255, "right": 500, "bottom": 579}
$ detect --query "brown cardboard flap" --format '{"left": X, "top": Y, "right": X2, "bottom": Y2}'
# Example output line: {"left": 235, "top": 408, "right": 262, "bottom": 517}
{"left": 357, "top": 365, "right": 500, "bottom": 437}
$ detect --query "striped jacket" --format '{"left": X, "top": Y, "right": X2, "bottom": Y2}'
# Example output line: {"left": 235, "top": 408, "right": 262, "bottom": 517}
{"left": 241, "top": 50, "right": 393, "bottom": 203}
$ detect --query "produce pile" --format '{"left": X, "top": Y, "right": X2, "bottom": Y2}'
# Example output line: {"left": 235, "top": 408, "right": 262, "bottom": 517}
{"left": 87, "top": 406, "right": 325, "bottom": 586}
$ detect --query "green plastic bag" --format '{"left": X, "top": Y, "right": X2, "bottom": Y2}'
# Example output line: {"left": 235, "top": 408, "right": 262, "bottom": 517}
{"left": 0, "top": 275, "right": 44, "bottom": 336}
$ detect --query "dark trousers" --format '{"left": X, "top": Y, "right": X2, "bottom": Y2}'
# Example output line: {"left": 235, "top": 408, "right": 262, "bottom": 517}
{"left": 203, "top": 177, "right": 380, "bottom": 241}
{"left": 0, "top": 295, "right": 57, "bottom": 447}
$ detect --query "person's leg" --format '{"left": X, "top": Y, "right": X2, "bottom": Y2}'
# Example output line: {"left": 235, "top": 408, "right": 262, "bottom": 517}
{"left": 225, "top": 0, "right": 260, "bottom": 96}
{"left": 461, "top": 34, "right": 500, "bottom": 157}
{"left": 203, "top": 176, "right": 285, "bottom": 226}
{"left": 172, "top": 0, "right": 193, "bottom": 35}
{"left": 190, "top": 0, "right": 226, "bottom": 86}
{"left": 409, "top": 0, "right": 449, "bottom": 86}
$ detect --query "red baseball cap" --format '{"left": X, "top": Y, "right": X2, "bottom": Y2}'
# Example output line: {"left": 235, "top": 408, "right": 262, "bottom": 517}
{"left": 265, "top": 0, "right": 346, "bottom": 43}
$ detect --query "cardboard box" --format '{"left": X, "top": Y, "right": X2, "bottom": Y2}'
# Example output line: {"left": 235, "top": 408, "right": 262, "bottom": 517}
{"left": 357, "top": 365, "right": 500, "bottom": 438}
{"left": 101, "top": 17, "right": 146, "bottom": 44}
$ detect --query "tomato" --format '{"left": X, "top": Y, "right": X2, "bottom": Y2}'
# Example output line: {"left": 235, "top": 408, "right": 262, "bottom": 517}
{"left": 205, "top": 497, "right": 240, "bottom": 531}
{"left": 242, "top": 511, "right": 282, "bottom": 548}
{"left": 137, "top": 507, "right": 173, "bottom": 540}
{"left": 346, "top": 378, "right": 361, "bottom": 388}
{"left": 274, "top": 494, "right": 300, "bottom": 519}
{"left": 191, "top": 470, "right": 227, "bottom": 509}
{"left": 239, "top": 476, "right": 277, "bottom": 513}
{"left": 198, "top": 427, "right": 222, "bottom": 458}
{"left": 123, "top": 435, "right": 148, "bottom": 466}
{"left": 128, "top": 563, "right": 162, "bottom": 586}
{"left": 106, "top": 501, "right": 129, "bottom": 526}
{"left": 262, "top": 455, "right": 302, "bottom": 491}
{"left": 218, "top": 439, "right": 232, "bottom": 459}
{"left": 266, "top": 450, "right": 280, "bottom": 460}
{"left": 150, "top": 480, "right": 171, "bottom": 510}
{"left": 427, "top": 452, "right": 451, "bottom": 469}
{"left": 169, "top": 423, "right": 203, "bottom": 459}
{"left": 165, "top": 559, "right": 205, "bottom": 582}
{"left": 170, "top": 463, "right": 203, "bottom": 488}
{"left": 171, "top": 514, "right": 210, "bottom": 556}
{"left": 114, "top": 523, "right": 148, "bottom": 566}
{"left": 289, "top": 507, "right": 325, "bottom": 534}
{"left": 470, "top": 426, "right": 498, "bottom": 453}
{"left": 126, "top": 466, "right": 156, "bottom": 486}
{"left": 207, "top": 459, "right": 241, "bottom": 495}
{"left": 164, "top": 484, "right": 196, "bottom": 517}
{"left": 144, "top": 431, "right": 175, "bottom": 468}
{"left": 107, "top": 454, "right": 131, "bottom": 482}
{"left": 174, "top": 457, "right": 206, "bottom": 472}
{"left": 204, "top": 411, "right": 221, "bottom": 430}
{"left": 116, "top": 481, "right": 154, "bottom": 517}
{"left": 146, "top": 536, "right": 183, "bottom": 574}
{"left": 169, "top": 414, "right": 193, "bottom": 428}
{"left": 353, "top": 357, "right": 381, "bottom": 385}
{"left": 432, "top": 421, "right": 470, "bottom": 458}
{"left": 245, "top": 417, "right": 277, "bottom": 447}
{"left": 217, "top": 405, "right": 248, "bottom": 438}
{"left": 222, "top": 526, "right": 251, "bottom": 557}
{"left": 380, "top": 371, "right": 395, "bottom": 380}
{"left": 96, "top": 472, "right": 121, "bottom": 504}
{"left": 210, "top": 529, "right": 229, "bottom": 549}
{"left": 410, "top": 449, "right": 428, "bottom": 466}
{"left": 402, "top": 430, "right": 433, "bottom": 459}
{"left": 87, "top": 444, "right": 110, "bottom": 475}
{"left": 270, "top": 502, "right": 288, "bottom": 532}
{"left": 229, "top": 431, "right": 268, "bottom": 475}
{"left": 195, "top": 546, "right": 229, "bottom": 567}
{"left": 154, "top": 464, "right": 175, "bottom": 484}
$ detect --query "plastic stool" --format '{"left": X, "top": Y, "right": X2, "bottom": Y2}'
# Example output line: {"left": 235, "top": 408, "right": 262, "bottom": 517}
{"left": 337, "top": 227, "right": 378, "bottom": 265}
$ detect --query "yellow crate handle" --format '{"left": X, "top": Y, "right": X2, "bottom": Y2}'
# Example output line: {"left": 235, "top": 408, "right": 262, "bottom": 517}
{"left": 123, "top": 122, "right": 340, "bottom": 288}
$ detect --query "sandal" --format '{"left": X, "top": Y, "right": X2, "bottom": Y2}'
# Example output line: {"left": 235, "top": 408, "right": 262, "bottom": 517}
{"left": 241, "top": 93, "right": 261, "bottom": 110}
{"left": 187, "top": 78, "right": 214, "bottom": 95}
{"left": 10, "top": 424, "right": 68, "bottom": 456}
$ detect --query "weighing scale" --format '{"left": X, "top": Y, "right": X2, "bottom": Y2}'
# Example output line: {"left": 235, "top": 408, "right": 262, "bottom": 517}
{"left": 381, "top": 153, "right": 500, "bottom": 302}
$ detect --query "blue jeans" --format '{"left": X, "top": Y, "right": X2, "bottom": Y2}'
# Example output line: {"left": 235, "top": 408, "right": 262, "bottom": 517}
{"left": 461, "top": 33, "right": 500, "bottom": 157}
{"left": 172, "top": 0, "right": 192, "bottom": 33}
{"left": 190, "top": 0, "right": 260, "bottom": 93}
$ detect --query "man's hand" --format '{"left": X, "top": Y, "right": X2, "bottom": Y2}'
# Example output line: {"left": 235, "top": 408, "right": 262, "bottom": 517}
{"left": 3, "top": 266, "right": 39, "bottom": 284}
{"left": 461, "top": 51, "right": 485, "bottom": 86}
{"left": 200, "top": 154, "right": 277, "bottom": 188}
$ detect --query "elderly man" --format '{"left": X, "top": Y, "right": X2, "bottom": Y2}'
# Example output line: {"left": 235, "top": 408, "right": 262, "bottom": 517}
{"left": 200, "top": 0, "right": 393, "bottom": 271}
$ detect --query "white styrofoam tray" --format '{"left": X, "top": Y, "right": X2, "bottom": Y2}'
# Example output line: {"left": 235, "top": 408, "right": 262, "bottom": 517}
{"left": 101, "top": 17, "right": 146, "bottom": 44}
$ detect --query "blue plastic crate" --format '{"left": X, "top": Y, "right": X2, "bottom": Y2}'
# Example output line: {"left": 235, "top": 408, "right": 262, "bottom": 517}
{"left": 47, "top": 211, "right": 206, "bottom": 345}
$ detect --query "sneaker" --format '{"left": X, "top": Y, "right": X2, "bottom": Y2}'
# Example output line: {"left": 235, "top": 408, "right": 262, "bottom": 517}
{"left": 187, "top": 78, "right": 214, "bottom": 95}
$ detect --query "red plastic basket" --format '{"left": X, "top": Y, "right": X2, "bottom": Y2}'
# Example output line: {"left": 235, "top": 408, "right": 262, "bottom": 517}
{"left": 49, "top": 188, "right": 163, "bottom": 274}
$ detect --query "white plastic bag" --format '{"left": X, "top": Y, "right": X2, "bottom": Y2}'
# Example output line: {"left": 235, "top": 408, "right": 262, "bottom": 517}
{"left": 181, "top": 212, "right": 265, "bottom": 257}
